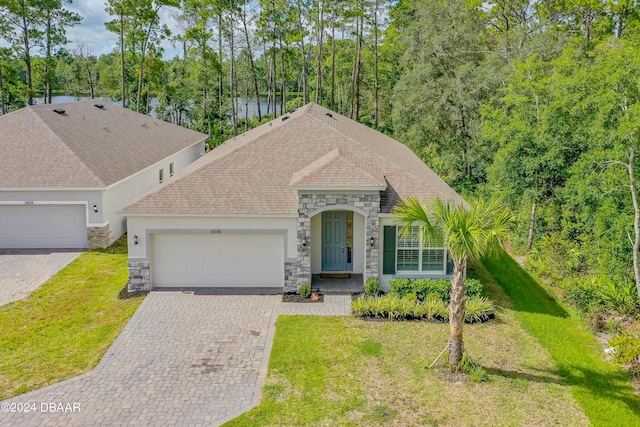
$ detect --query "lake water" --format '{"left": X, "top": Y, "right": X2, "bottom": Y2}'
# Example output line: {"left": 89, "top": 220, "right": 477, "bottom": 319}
{"left": 41, "top": 95, "right": 282, "bottom": 119}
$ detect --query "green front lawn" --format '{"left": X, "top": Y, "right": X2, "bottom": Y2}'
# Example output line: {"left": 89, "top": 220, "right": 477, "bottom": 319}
{"left": 224, "top": 261, "right": 590, "bottom": 426}
{"left": 0, "top": 241, "right": 145, "bottom": 399}
{"left": 482, "top": 254, "right": 640, "bottom": 426}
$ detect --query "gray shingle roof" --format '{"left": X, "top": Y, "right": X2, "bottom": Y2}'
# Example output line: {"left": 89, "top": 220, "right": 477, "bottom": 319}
{"left": 122, "top": 103, "right": 464, "bottom": 215}
{"left": 0, "top": 101, "right": 208, "bottom": 188}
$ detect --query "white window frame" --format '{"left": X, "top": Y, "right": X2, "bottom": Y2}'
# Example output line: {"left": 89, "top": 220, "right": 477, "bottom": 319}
{"left": 159, "top": 168, "right": 164, "bottom": 183}
{"left": 396, "top": 226, "right": 447, "bottom": 274}
{"left": 169, "top": 162, "right": 174, "bottom": 177}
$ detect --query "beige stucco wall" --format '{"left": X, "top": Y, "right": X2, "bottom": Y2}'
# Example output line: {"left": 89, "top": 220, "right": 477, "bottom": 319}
{"left": 126, "top": 215, "right": 297, "bottom": 262}
{"left": 104, "top": 141, "right": 205, "bottom": 244}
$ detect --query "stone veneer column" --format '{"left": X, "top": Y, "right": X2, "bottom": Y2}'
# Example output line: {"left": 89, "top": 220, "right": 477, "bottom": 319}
{"left": 87, "top": 224, "right": 110, "bottom": 249}
{"left": 295, "top": 192, "right": 380, "bottom": 290}
{"left": 128, "top": 261, "right": 151, "bottom": 292}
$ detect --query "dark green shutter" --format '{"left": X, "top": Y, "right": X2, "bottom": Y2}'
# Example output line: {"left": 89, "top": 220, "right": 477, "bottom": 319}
{"left": 446, "top": 252, "right": 454, "bottom": 275}
{"left": 383, "top": 226, "right": 396, "bottom": 275}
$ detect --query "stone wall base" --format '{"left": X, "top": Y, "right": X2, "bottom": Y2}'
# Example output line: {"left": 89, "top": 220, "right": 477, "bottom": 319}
{"left": 128, "top": 260, "right": 151, "bottom": 291}
{"left": 284, "top": 261, "right": 298, "bottom": 292}
{"left": 87, "top": 224, "right": 110, "bottom": 249}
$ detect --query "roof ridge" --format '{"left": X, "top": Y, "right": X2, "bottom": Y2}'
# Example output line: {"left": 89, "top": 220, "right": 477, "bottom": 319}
{"left": 303, "top": 104, "right": 449, "bottom": 192}
{"left": 30, "top": 106, "right": 105, "bottom": 186}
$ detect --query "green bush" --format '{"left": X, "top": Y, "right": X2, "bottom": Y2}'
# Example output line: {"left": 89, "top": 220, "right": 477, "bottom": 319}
{"left": 464, "top": 296, "right": 495, "bottom": 323}
{"left": 598, "top": 281, "right": 639, "bottom": 317}
{"left": 298, "top": 283, "right": 311, "bottom": 298}
{"left": 609, "top": 333, "right": 640, "bottom": 365}
{"left": 364, "top": 278, "right": 380, "bottom": 296}
{"left": 351, "top": 297, "right": 371, "bottom": 317}
{"left": 351, "top": 293, "right": 495, "bottom": 324}
{"left": 424, "top": 295, "right": 449, "bottom": 320}
{"left": 389, "top": 277, "right": 484, "bottom": 301}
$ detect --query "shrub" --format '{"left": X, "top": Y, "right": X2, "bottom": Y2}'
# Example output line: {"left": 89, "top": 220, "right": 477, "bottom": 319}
{"left": 351, "top": 297, "right": 371, "bottom": 317}
{"left": 563, "top": 277, "right": 604, "bottom": 314}
{"left": 424, "top": 296, "right": 449, "bottom": 321}
{"left": 298, "top": 283, "right": 311, "bottom": 298}
{"left": 388, "top": 277, "right": 484, "bottom": 301}
{"left": 389, "top": 278, "right": 412, "bottom": 297}
{"left": 464, "top": 296, "right": 495, "bottom": 323}
{"left": 351, "top": 294, "right": 494, "bottom": 324}
{"left": 470, "top": 366, "right": 488, "bottom": 382}
{"left": 608, "top": 333, "right": 640, "bottom": 365}
{"left": 598, "top": 281, "right": 639, "bottom": 317}
{"left": 464, "top": 279, "right": 484, "bottom": 298}
{"left": 365, "top": 278, "right": 380, "bottom": 296}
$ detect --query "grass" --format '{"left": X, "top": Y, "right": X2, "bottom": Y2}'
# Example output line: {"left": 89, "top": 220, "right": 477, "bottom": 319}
{"left": 223, "top": 261, "right": 589, "bottom": 426}
{"left": 482, "top": 254, "right": 640, "bottom": 426}
{"left": 0, "top": 237, "right": 145, "bottom": 399}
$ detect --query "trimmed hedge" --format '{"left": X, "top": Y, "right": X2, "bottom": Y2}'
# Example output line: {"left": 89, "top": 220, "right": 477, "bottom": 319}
{"left": 351, "top": 294, "right": 494, "bottom": 324}
{"left": 389, "top": 277, "right": 484, "bottom": 301}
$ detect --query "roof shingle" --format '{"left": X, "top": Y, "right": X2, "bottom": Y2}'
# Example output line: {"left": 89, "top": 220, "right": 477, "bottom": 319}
{"left": 122, "top": 103, "right": 464, "bottom": 215}
{"left": 0, "top": 101, "right": 208, "bottom": 188}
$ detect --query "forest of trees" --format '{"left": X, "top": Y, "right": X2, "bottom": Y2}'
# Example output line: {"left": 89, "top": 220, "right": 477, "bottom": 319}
{"left": 2, "top": 0, "right": 640, "bottom": 347}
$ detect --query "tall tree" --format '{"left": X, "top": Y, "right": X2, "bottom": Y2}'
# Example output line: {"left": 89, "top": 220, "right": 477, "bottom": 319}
{"left": 394, "top": 197, "right": 511, "bottom": 369}
{"left": 39, "top": 0, "right": 81, "bottom": 103}
{"left": 0, "top": 0, "right": 43, "bottom": 104}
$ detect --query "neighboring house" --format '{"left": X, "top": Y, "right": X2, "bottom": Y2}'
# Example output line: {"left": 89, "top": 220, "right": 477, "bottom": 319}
{"left": 0, "top": 101, "right": 207, "bottom": 249}
{"left": 123, "top": 103, "right": 464, "bottom": 292}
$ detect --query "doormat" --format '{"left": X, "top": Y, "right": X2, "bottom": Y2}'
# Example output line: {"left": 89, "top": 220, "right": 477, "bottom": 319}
{"left": 321, "top": 273, "right": 351, "bottom": 279}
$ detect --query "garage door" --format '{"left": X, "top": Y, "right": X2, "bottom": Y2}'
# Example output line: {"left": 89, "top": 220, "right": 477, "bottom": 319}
{"left": 0, "top": 204, "right": 87, "bottom": 249}
{"left": 151, "top": 233, "right": 285, "bottom": 287}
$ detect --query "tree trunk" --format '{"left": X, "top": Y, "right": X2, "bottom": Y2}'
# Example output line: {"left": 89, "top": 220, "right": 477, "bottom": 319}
{"left": 241, "top": 3, "right": 261, "bottom": 121}
{"left": 448, "top": 259, "right": 467, "bottom": 370}
{"left": 526, "top": 199, "right": 537, "bottom": 251}
{"left": 628, "top": 147, "right": 640, "bottom": 299}
{"left": 315, "top": 1, "right": 324, "bottom": 104}
{"left": 354, "top": 12, "right": 363, "bottom": 121}
{"left": 264, "top": 41, "right": 271, "bottom": 115}
{"left": 373, "top": 0, "right": 379, "bottom": 127}
{"left": 45, "top": 15, "right": 52, "bottom": 104}
{"left": 229, "top": 13, "right": 237, "bottom": 136}
{"left": 137, "top": 9, "right": 158, "bottom": 113}
{"left": 330, "top": 17, "right": 335, "bottom": 111}
{"left": 0, "top": 59, "right": 5, "bottom": 115}
{"left": 119, "top": 10, "right": 126, "bottom": 107}
{"left": 218, "top": 12, "right": 224, "bottom": 138}
{"left": 21, "top": 11, "right": 33, "bottom": 105}
{"left": 297, "top": 4, "right": 307, "bottom": 105}
{"left": 272, "top": 39, "right": 277, "bottom": 116}
{"left": 280, "top": 39, "right": 286, "bottom": 113}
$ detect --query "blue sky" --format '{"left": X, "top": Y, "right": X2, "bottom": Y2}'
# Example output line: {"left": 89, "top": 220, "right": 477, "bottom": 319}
{"left": 65, "top": 0, "right": 181, "bottom": 58}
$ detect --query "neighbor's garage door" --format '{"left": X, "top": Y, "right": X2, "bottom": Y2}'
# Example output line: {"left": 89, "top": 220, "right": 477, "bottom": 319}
{"left": 151, "top": 233, "right": 284, "bottom": 287}
{"left": 0, "top": 204, "right": 87, "bottom": 249}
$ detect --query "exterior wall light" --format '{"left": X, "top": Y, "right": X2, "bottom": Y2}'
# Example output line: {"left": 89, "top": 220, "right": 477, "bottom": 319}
{"left": 302, "top": 236, "right": 308, "bottom": 247}
{"left": 133, "top": 235, "right": 139, "bottom": 245}
{"left": 370, "top": 237, "right": 375, "bottom": 247}
{"left": 93, "top": 204, "right": 98, "bottom": 213}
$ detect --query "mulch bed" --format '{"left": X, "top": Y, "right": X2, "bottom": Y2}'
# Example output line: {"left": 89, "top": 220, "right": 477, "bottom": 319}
{"left": 117, "top": 286, "right": 149, "bottom": 300}
{"left": 282, "top": 292, "right": 324, "bottom": 303}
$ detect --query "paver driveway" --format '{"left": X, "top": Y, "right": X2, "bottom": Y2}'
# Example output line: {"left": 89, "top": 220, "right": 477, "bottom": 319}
{"left": 0, "top": 250, "right": 82, "bottom": 307}
{"left": 0, "top": 292, "right": 351, "bottom": 426}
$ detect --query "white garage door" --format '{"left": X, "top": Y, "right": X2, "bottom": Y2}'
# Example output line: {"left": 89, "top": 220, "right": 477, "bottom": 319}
{"left": 151, "top": 233, "right": 285, "bottom": 287}
{"left": 0, "top": 204, "right": 87, "bottom": 249}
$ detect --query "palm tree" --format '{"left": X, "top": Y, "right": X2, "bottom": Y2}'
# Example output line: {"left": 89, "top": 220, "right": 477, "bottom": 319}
{"left": 394, "top": 196, "right": 511, "bottom": 370}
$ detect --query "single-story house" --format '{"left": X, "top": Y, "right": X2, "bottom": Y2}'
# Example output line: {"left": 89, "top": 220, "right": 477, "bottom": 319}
{"left": 123, "top": 102, "right": 464, "bottom": 292}
{"left": 0, "top": 101, "right": 208, "bottom": 249}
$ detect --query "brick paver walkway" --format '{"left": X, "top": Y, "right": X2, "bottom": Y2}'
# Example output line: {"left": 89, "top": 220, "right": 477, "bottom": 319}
{"left": 0, "top": 250, "right": 82, "bottom": 307}
{"left": 0, "top": 292, "right": 352, "bottom": 427}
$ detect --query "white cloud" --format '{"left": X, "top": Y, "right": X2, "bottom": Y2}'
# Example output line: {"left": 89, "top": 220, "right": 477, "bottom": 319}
{"left": 66, "top": 0, "right": 180, "bottom": 57}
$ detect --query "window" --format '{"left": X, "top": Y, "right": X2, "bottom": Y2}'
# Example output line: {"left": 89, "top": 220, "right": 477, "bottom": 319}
{"left": 159, "top": 168, "right": 164, "bottom": 183}
{"left": 396, "top": 226, "right": 446, "bottom": 273}
{"left": 169, "top": 162, "right": 174, "bottom": 177}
